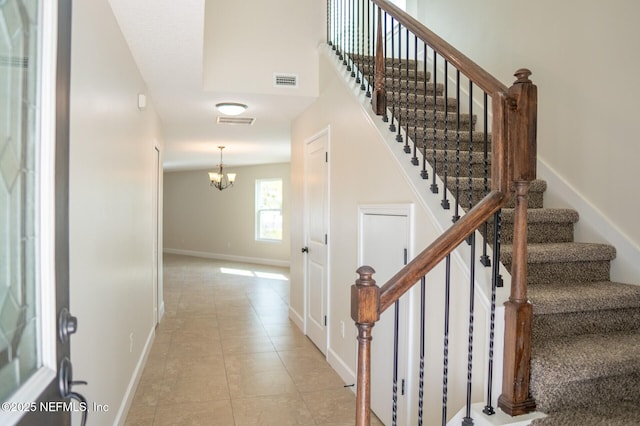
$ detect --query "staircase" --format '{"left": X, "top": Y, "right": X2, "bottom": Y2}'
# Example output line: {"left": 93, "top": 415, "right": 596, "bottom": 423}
{"left": 356, "top": 55, "right": 640, "bottom": 424}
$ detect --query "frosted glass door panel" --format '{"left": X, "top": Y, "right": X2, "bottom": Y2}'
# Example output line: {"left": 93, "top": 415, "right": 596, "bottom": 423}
{"left": 0, "top": 0, "right": 41, "bottom": 402}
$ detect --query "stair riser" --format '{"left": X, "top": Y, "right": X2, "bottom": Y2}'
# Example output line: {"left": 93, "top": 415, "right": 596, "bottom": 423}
{"left": 409, "top": 126, "right": 490, "bottom": 143}
{"left": 451, "top": 188, "right": 544, "bottom": 209}
{"left": 485, "top": 222, "right": 575, "bottom": 244}
{"left": 358, "top": 64, "right": 431, "bottom": 81}
{"left": 503, "top": 260, "right": 611, "bottom": 285}
{"left": 397, "top": 118, "right": 475, "bottom": 132}
{"left": 531, "top": 372, "right": 640, "bottom": 413}
{"left": 385, "top": 79, "right": 443, "bottom": 96}
{"left": 387, "top": 94, "right": 458, "bottom": 112}
{"left": 533, "top": 308, "right": 640, "bottom": 342}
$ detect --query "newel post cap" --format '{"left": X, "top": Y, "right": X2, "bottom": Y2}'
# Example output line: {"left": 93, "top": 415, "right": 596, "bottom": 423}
{"left": 513, "top": 69, "right": 532, "bottom": 84}
{"left": 351, "top": 266, "right": 380, "bottom": 324}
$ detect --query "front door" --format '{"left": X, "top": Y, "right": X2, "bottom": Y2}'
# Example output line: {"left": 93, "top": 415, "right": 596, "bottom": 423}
{"left": 304, "top": 129, "right": 329, "bottom": 354}
{"left": 0, "top": 1, "right": 77, "bottom": 424}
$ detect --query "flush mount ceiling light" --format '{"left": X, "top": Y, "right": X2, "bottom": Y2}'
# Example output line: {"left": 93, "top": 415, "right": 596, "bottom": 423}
{"left": 215, "top": 102, "right": 247, "bottom": 116}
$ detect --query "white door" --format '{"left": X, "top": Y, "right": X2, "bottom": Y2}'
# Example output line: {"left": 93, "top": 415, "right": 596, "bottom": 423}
{"left": 304, "top": 129, "right": 329, "bottom": 354}
{"left": 360, "top": 205, "right": 413, "bottom": 426}
{"left": 0, "top": 1, "right": 79, "bottom": 424}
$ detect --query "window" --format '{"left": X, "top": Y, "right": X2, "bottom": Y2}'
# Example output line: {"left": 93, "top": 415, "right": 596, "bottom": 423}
{"left": 255, "top": 178, "right": 283, "bottom": 241}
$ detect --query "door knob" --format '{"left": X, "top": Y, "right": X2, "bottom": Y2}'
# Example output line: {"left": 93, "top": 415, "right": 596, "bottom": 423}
{"left": 58, "top": 308, "right": 78, "bottom": 343}
{"left": 301, "top": 246, "right": 309, "bottom": 253}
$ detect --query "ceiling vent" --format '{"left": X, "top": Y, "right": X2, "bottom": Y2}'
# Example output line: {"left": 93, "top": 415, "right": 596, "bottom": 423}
{"left": 274, "top": 73, "right": 298, "bottom": 88}
{"left": 216, "top": 116, "right": 255, "bottom": 125}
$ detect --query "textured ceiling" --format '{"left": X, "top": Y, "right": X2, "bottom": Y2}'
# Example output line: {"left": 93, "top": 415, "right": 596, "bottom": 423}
{"left": 108, "top": 0, "right": 324, "bottom": 171}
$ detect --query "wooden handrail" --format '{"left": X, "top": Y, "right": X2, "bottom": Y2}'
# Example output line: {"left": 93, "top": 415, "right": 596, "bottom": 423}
{"left": 371, "top": 0, "right": 508, "bottom": 96}
{"left": 379, "top": 190, "right": 507, "bottom": 311}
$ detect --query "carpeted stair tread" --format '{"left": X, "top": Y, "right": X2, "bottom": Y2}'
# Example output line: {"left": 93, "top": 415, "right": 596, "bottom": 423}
{"left": 530, "top": 400, "right": 640, "bottom": 426}
{"left": 499, "top": 208, "right": 578, "bottom": 224}
{"left": 530, "top": 281, "right": 640, "bottom": 315}
{"left": 500, "top": 242, "right": 616, "bottom": 264}
{"left": 530, "top": 331, "right": 640, "bottom": 412}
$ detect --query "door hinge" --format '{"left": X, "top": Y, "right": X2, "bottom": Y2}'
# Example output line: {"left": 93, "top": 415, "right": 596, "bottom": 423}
{"left": 325, "top": 152, "right": 328, "bottom": 162}
{"left": 403, "top": 248, "right": 408, "bottom": 265}
{"left": 324, "top": 315, "right": 327, "bottom": 326}
{"left": 325, "top": 234, "right": 328, "bottom": 245}
{"left": 401, "top": 379, "right": 406, "bottom": 395}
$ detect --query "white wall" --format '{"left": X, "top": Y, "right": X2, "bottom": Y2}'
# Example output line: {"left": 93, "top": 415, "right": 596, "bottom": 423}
{"left": 290, "top": 47, "right": 498, "bottom": 424}
{"left": 203, "top": 0, "right": 324, "bottom": 97}
{"left": 163, "top": 163, "right": 291, "bottom": 266}
{"left": 417, "top": 0, "right": 640, "bottom": 283}
{"left": 69, "top": 0, "right": 163, "bottom": 424}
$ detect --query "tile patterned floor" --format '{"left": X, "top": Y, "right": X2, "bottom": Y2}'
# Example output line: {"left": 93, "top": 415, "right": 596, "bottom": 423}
{"left": 125, "top": 254, "right": 382, "bottom": 425}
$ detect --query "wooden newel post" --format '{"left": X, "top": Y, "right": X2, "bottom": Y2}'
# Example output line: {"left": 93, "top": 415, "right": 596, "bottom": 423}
{"left": 351, "top": 266, "right": 380, "bottom": 426}
{"left": 498, "top": 69, "right": 538, "bottom": 416}
{"left": 371, "top": 6, "right": 386, "bottom": 116}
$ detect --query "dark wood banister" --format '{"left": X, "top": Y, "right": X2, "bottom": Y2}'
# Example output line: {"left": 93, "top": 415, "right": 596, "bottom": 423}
{"left": 348, "top": 1, "right": 538, "bottom": 423}
{"left": 371, "top": 0, "right": 508, "bottom": 96}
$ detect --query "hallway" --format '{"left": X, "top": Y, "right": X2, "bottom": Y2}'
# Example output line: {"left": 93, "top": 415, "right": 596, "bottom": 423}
{"left": 125, "top": 254, "right": 381, "bottom": 425}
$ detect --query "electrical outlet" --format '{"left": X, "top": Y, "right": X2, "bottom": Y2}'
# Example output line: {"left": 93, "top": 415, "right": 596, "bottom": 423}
{"left": 340, "top": 321, "right": 345, "bottom": 338}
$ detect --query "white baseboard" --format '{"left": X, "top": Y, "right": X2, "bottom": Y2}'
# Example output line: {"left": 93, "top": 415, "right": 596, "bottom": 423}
{"left": 538, "top": 159, "right": 640, "bottom": 284}
{"left": 114, "top": 326, "right": 155, "bottom": 425}
{"left": 158, "top": 300, "right": 165, "bottom": 322}
{"left": 163, "top": 248, "right": 290, "bottom": 268}
{"left": 327, "top": 347, "right": 356, "bottom": 391}
{"left": 289, "top": 306, "right": 305, "bottom": 332}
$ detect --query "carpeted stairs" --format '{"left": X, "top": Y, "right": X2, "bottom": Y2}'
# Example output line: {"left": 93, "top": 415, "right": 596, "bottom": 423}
{"left": 351, "top": 54, "right": 640, "bottom": 425}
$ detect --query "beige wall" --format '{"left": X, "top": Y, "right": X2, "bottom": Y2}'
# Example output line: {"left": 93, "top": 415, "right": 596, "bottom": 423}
{"left": 290, "top": 48, "right": 496, "bottom": 423}
{"left": 418, "top": 0, "right": 640, "bottom": 281}
{"left": 69, "top": 0, "right": 162, "bottom": 423}
{"left": 163, "top": 163, "right": 291, "bottom": 266}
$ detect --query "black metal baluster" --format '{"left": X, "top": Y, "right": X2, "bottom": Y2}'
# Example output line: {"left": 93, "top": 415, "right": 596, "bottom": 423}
{"left": 404, "top": 28, "right": 411, "bottom": 154}
{"left": 442, "top": 254, "right": 452, "bottom": 425}
{"left": 337, "top": 0, "right": 343, "bottom": 59}
{"left": 346, "top": 0, "right": 353, "bottom": 72}
{"left": 382, "top": 11, "right": 389, "bottom": 123}
{"left": 355, "top": 0, "right": 361, "bottom": 83}
{"left": 411, "top": 35, "right": 419, "bottom": 161}
{"left": 483, "top": 215, "right": 498, "bottom": 415}
{"left": 480, "top": 93, "right": 491, "bottom": 266}
{"left": 441, "top": 61, "right": 450, "bottom": 209}
{"left": 430, "top": 49, "right": 439, "bottom": 194}
{"left": 328, "top": 0, "right": 333, "bottom": 47}
{"left": 452, "top": 70, "right": 461, "bottom": 222}
{"left": 365, "top": 0, "right": 372, "bottom": 97}
{"left": 360, "top": 0, "right": 367, "bottom": 92}
{"left": 396, "top": 24, "right": 403, "bottom": 142}
{"left": 389, "top": 18, "right": 396, "bottom": 132}
{"left": 393, "top": 299, "right": 399, "bottom": 426}
{"left": 418, "top": 276, "right": 426, "bottom": 425}
{"left": 468, "top": 82, "right": 474, "bottom": 211}
{"left": 420, "top": 42, "right": 429, "bottom": 180}
{"left": 342, "top": 0, "right": 348, "bottom": 66}
{"left": 493, "top": 210, "right": 503, "bottom": 288}
{"left": 462, "top": 232, "right": 476, "bottom": 426}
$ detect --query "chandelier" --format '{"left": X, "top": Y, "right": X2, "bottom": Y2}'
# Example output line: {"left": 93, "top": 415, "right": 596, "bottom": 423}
{"left": 208, "top": 146, "right": 236, "bottom": 191}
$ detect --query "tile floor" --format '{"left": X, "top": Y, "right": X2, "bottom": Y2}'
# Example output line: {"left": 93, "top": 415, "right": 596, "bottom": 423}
{"left": 125, "top": 254, "right": 382, "bottom": 425}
